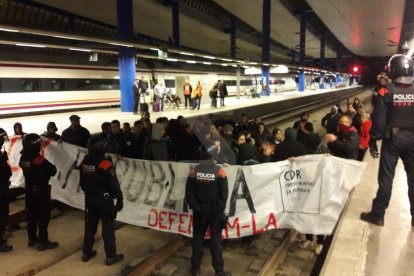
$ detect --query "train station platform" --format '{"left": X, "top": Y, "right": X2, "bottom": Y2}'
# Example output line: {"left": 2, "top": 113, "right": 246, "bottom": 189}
{"left": 0, "top": 86, "right": 362, "bottom": 136}
{"left": 321, "top": 146, "right": 413, "bottom": 275}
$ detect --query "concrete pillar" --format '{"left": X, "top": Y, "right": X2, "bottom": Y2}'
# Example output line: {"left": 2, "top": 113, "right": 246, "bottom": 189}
{"left": 236, "top": 66, "right": 241, "bottom": 99}
{"left": 116, "top": 0, "right": 135, "bottom": 112}
{"left": 262, "top": 0, "right": 271, "bottom": 96}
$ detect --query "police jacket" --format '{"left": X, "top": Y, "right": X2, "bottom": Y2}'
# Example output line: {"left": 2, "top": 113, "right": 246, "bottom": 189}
{"left": 185, "top": 161, "right": 228, "bottom": 216}
{"left": 328, "top": 127, "right": 360, "bottom": 160}
{"left": 370, "top": 85, "right": 389, "bottom": 140}
{"left": 0, "top": 151, "right": 12, "bottom": 192}
{"left": 19, "top": 154, "right": 57, "bottom": 192}
{"left": 79, "top": 154, "right": 123, "bottom": 203}
{"left": 61, "top": 126, "right": 91, "bottom": 148}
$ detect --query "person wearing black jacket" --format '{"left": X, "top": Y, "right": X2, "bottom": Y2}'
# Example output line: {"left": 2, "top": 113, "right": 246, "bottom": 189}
{"left": 186, "top": 144, "right": 230, "bottom": 276}
{"left": 0, "top": 136, "right": 12, "bottom": 252}
{"left": 133, "top": 79, "right": 140, "bottom": 113}
{"left": 324, "top": 114, "right": 360, "bottom": 160}
{"left": 41, "top": 122, "right": 61, "bottom": 142}
{"left": 274, "top": 128, "right": 306, "bottom": 161}
{"left": 321, "top": 106, "right": 341, "bottom": 134}
{"left": 293, "top": 112, "right": 314, "bottom": 145}
{"left": 61, "top": 115, "right": 91, "bottom": 147}
{"left": 218, "top": 80, "right": 228, "bottom": 107}
{"left": 19, "top": 134, "right": 58, "bottom": 251}
{"left": 107, "top": 120, "right": 127, "bottom": 156}
{"left": 80, "top": 135, "right": 124, "bottom": 265}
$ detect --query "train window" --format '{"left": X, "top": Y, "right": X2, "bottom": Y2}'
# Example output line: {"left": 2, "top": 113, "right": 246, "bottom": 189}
{"left": 77, "top": 80, "right": 92, "bottom": 90}
{"left": 240, "top": 80, "right": 253, "bottom": 86}
{"left": 51, "top": 79, "right": 69, "bottom": 91}
{"left": 165, "top": 79, "right": 175, "bottom": 88}
{"left": 91, "top": 79, "right": 119, "bottom": 90}
{"left": 223, "top": 80, "right": 236, "bottom": 86}
{"left": 22, "top": 79, "right": 41, "bottom": 92}
{"left": 0, "top": 81, "right": 2, "bottom": 92}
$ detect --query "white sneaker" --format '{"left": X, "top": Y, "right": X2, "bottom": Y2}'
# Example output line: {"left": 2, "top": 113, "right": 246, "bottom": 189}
{"left": 314, "top": 244, "right": 323, "bottom": 255}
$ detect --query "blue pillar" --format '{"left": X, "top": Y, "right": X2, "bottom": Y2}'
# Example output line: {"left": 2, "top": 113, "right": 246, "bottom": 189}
{"left": 262, "top": 0, "right": 270, "bottom": 96}
{"left": 230, "top": 17, "right": 236, "bottom": 58}
{"left": 172, "top": 1, "right": 180, "bottom": 47}
{"left": 299, "top": 10, "right": 306, "bottom": 92}
{"left": 336, "top": 46, "right": 342, "bottom": 85}
{"left": 319, "top": 33, "right": 325, "bottom": 89}
{"left": 117, "top": 0, "right": 135, "bottom": 112}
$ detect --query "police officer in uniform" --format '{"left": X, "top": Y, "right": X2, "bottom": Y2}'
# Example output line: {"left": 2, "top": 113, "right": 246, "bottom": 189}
{"left": 0, "top": 136, "right": 12, "bottom": 252}
{"left": 19, "top": 134, "right": 58, "bottom": 250}
{"left": 186, "top": 144, "right": 230, "bottom": 276}
{"left": 80, "top": 135, "right": 124, "bottom": 265}
{"left": 361, "top": 54, "right": 414, "bottom": 226}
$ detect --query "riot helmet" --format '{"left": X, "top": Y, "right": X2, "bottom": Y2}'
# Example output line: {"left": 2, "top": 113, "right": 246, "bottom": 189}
{"left": 87, "top": 135, "right": 107, "bottom": 156}
{"left": 0, "top": 135, "right": 4, "bottom": 148}
{"left": 21, "top": 133, "right": 41, "bottom": 155}
{"left": 387, "top": 54, "right": 414, "bottom": 84}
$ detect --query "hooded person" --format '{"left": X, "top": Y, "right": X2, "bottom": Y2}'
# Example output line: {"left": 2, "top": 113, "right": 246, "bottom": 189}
{"left": 321, "top": 106, "right": 341, "bottom": 134}
{"left": 274, "top": 128, "right": 306, "bottom": 161}
{"left": 143, "top": 123, "right": 170, "bottom": 161}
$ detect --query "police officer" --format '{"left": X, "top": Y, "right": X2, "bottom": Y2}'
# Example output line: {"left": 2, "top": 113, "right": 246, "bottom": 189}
{"left": 185, "top": 144, "right": 230, "bottom": 276}
{"left": 79, "top": 135, "right": 124, "bottom": 265}
{"left": 0, "top": 136, "right": 12, "bottom": 252}
{"left": 361, "top": 54, "right": 414, "bottom": 226}
{"left": 19, "top": 134, "right": 58, "bottom": 250}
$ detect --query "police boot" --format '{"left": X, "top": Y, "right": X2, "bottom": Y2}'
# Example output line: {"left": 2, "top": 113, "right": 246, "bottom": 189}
{"left": 0, "top": 239, "right": 12, "bottom": 252}
{"left": 28, "top": 239, "right": 38, "bottom": 247}
{"left": 82, "top": 250, "right": 97, "bottom": 262}
{"left": 37, "top": 241, "right": 59, "bottom": 251}
{"left": 105, "top": 253, "right": 124, "bottom": 266}
{"left": 360, "top": 212, "right": 384, "bottom": 226}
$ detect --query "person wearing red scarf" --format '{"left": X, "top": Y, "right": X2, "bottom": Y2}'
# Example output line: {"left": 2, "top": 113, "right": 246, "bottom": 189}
{"left": 324, "top": 115, "right": 360, "bottom": 160}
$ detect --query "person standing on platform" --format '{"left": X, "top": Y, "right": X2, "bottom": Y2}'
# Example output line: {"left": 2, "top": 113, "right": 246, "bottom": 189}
{"left": 219, "top": 80, "right": 228, "bottom": 107}
{"left": 61, "top": 115, "right": 91, "bottom": 148}
{"left": 19, "top": 134, "right": 58, "bottom": 251}
{"left": 293, "top": 112, "right": 314, "bottom": 145}
{"left": 13, "top": 122, "right": 26, "bottom": 137}
{"left": 154, "top": 81, "right": 167, "bottom": 111}
{"left": 193, "top": 81, "right": 203, "bottom": 110}
{"left": 133, "top": 79, "right": 140, "bottom": 114}
{"left": 210, "top": 83, "right": 219, "bottom": 108}
{"left": 138, "top": 76, "right": 149, "bottom": 104}
{"left": 41, "top": 122, "right": 61, "bottom": 142}
{"left": 0, "top": 128, "right": 8, "bottom": 142}
{"left": 361, "top": 54, "right": 414, "bottom": 227}
{"left": 321, "top": 106, "right": 341, "bottom": 135}
{"left": 183, "top": 80, "right": 193, "bottom": 109}
{"left": 80, "top": 135, "right": 124, "bottom": 265}
{"left": 186, "top": 144, "right": 230, "bottom": 276}
{"left": 0, "top": 136, "right": 12, "bottom": 252}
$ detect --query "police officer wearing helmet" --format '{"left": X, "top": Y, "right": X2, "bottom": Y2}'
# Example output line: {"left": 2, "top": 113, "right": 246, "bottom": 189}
{"left": 80, "top": 135, "right": 124, "bottom": 265}
{"left": 0, "top": 136, "right": 12, "bottom": 252}
{"left": 19, "top": 134, "right": 58, "bottom": 250}
{"left": 361, "top": 54, "right": 414, "bottom": 226}
{"left": 185, "top": 143, "right": 230, "bottom": 276}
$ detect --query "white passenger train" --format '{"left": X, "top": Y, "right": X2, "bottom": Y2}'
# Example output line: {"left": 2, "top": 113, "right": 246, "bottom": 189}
{"left": 0, "top": 61, "right": 297, "bottom": 115}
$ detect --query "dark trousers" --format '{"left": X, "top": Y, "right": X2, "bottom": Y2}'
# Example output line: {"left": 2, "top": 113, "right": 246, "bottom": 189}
{"left": 133, "top": 96, "right": 140, "bottom": 113}
{"left": 372, "top": 130, "right": 414, "bottom": 218}
{"left": 83, "top": 199, "right": 117, "bottom": 258}
{"left": 220, "top": 97, "right": 225, "bottom": 106}
{"left": 26, "top": 187, "right": 51, "bottom": 244}
{"left": 358, "top": 148, "right": 367, "bottom": 161}
{"left": 159, "top": 97, "right": 165, "bottom": 111}
{"left": 0, "top": 190, "right": 9, "bottom": 241}
{"left": 211, "top": 97, "right": 217, "bottom": 108}
{"left": 306, "top": 234, "right": 324, "bottom": 244}
{"left": 194, "top": 96, "right": 201, "bottom": 110}
{"left": 184, "top": 95, "right": 191, "bottom": 108}
{"left": 191, "top": 213, "right": 224, "bottom": 273}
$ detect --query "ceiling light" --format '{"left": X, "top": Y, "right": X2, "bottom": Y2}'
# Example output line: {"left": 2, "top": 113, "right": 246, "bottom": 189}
{"left": 237, "top": 60, "right": 245, "bottom": 63}
{"left": 263, "top": 63, "right": 270, "bottom": 66}
{"left": 180, "top": 52, "right": 194, "bottom": 56}
{"left": 15, "top": 43, "right": 46, "bottom": 48}
{"left": 186, "top": 60, "right": 196, "bottom": 64}
{"left": 166, "top": 58, "right": 178, "bottom": 62}
{"left": 110, "top": 42, "right": 133, "bottom": 47}
{"left": 203, "top": 62, "right": 212, "bottom": 65}
{"left": 69, "top": 48, "right": 92, "bottom": 52}
{"left": 0, "top": 27, "right": 19, "bottom": 32}
{"left": 53, "top": 35, "right": 84, "bottom": 41}
{"left": 149, "top": 48, "right": 159, "bottom": 51}
{"left": 222, "top": 58, "right": 232, "bottom": 62}
{"left": 221, "top": 64, "right": 228, "bottom": 67}
{"left": 203, "top": 55, "right": 215, "bottom": 59}
{"left": 231, "top": 65, "right": 237, "bottom": 67}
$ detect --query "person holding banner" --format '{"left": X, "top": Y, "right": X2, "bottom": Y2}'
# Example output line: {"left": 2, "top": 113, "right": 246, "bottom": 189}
{"left": 185, "top": 144, "right": 230, "bottom": 276}
{"left": 19, "top": 134, "right": 58, "bottom": 251}
{"left": 79, "top": 135, "right": 124, "bottom": 266}
{"left": 0, "top": 136, "right": 12, "bottom": 252}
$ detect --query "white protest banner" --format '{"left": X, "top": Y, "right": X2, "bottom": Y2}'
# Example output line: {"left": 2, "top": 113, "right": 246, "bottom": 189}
{"left": 5, "top": 137, "right": 366, "bottom": 238}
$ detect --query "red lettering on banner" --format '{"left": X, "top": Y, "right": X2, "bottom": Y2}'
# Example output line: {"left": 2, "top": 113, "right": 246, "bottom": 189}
{"left": 147, "top": 208, "right": 158, "bottom": 227}
{"left": 252, "top": 214, "right": 266, "bottom": 235}
{"left": 224, "top": 217, "right": 241, "bottom": 238}
{"left": 265, "top": 213, "right": 278, "bottom": 231}
{"left": 168, "top": 212, "right": 177, "bottom": 230}
{"left": 178, "top": 213, "right": 188, "bottom": 234}
{"left": 159, "top": 211, "right": 168, "bottom": 230}
{"left": 188, "top": 215, "right": 193, "bottom": 235}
